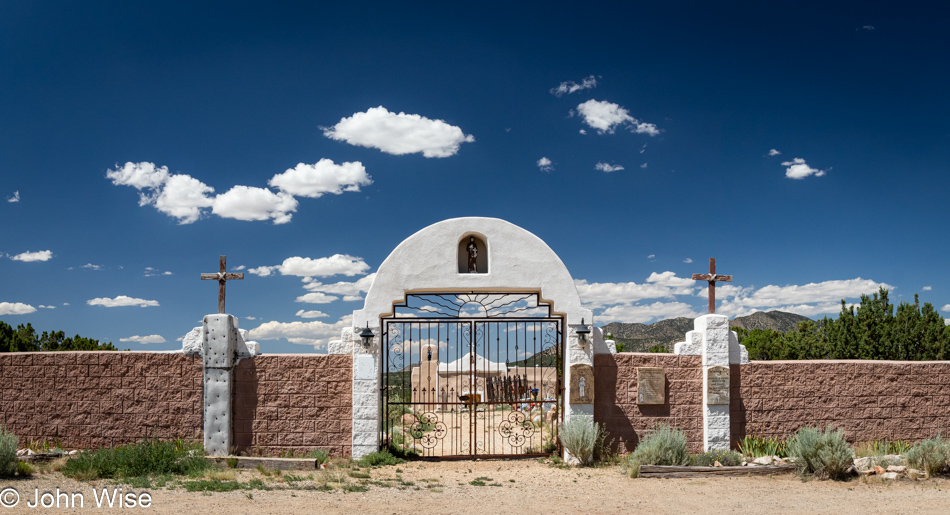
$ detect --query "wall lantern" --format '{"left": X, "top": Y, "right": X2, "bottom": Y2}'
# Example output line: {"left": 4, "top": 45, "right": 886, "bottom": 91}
{"left": 576, "top": 318, "right": 591, "bottom": 347}
{"left": 359, "top": 323, "right": 375, "bottom": 349}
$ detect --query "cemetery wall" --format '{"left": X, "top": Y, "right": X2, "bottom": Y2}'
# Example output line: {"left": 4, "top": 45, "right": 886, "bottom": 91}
{"left": 731, "top": 360, "right": 950, "bottom": 445}
{"left": 233, "top": 354, "right": 353, "bottom": 458}
{"left": 594, "top": 353, "right": 704, "bottom": 453}
{"left": 0, "top": 352, "right": 203, "bottom": 448}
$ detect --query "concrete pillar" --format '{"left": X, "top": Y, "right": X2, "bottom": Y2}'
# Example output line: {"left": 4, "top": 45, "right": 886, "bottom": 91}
{"left": 202, "top": 314, "right": 237, "bottom": 456}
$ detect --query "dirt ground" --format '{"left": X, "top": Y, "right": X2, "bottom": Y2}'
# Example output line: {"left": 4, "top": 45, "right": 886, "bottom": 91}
{"left": 4, "top": 459, "right": 949, "bottom": 514}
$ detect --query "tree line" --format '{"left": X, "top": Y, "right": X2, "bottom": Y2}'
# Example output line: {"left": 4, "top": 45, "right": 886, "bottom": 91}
{"left": 736, "top": 288, "right": 950, "bottom": 361}
{"left": 0, "top": 321, "right": 119, "bottom": 352}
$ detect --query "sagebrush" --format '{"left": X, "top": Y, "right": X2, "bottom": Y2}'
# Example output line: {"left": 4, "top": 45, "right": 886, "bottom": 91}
{"left": 0, "top": 425, "right": 17, "bottom": 477}
{"left": 905, "top": 437, "right": 950, "bottom": 476}
{"left": 625, "top": 424, "right": 689, "bottom": 477}
{"left": 786, "top": 425, "right": 853, "bottom": 480}
{"left": 558, "top": 414, "right": 601, "bottom": 466}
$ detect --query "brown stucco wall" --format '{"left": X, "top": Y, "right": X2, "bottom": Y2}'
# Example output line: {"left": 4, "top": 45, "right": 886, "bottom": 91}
{"left": 732, "top": 360, "right": 950, "bottom": 445}
{"left": 594, "top": 353, "right": 704, "bottom": 453}
{"left": 0, "top": 352, "right": 203, "bottom": 448}
{"left": 234, "top": 354, "right": 353, "bottom": 458}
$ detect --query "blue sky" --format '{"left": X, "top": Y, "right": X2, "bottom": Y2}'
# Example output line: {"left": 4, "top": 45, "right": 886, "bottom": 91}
{"left": 2, "top": 2, "right": 948, "bottom": 353}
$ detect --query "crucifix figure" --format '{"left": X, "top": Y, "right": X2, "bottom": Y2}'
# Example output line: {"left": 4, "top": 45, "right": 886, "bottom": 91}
{"left": 201, "top": 255, "right": 244, "bottom": 314}
{"left": 691, "top": 257, "right": 732, "bottom": 314}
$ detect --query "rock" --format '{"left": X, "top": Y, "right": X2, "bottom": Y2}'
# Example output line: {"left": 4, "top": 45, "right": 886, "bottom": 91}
{"left": 714, "top": 461, "right": 723, "bottom": 467}
{"left": 752, "top": 456, "right": 774, "bottom": 466}
{"left": 874, "top": 465, "right": 886, "bottom": 475}
{"left": 882, "top": 454, "right": 904, "bottom": 464}
{"left": 853, "top": 457, "right": 872, "bottom": 471}
{"left": 881, "top": 472, "right": 899, "bottom": 480}
{"left": 68, "top": 450, "right": 79, "bottom": 455}
{"left": 887, "top": 465, "right": 907, "bottom": 473}
{"left": 401, "top": 413, "right": 416, "bottom": 425}
{"left": 16, "top": 449, "right": 26, "bottom": 456}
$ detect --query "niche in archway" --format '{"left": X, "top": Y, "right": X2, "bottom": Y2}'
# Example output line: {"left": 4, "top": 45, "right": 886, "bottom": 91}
{"left": 457, "top": 233, "right": 488, "bottom": 274}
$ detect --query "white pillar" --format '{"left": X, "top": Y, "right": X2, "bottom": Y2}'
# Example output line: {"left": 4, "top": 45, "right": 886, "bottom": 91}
{"left": 202, "top": 314, "right": 238, "bottom": 456}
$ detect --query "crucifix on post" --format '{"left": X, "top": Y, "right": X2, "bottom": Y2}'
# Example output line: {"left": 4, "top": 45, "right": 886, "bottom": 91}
{"left": 201, "top": 255, "right": 244, "bottom": 314}
{"left": 692, "top": 258, "right": 732, "bottom": 314}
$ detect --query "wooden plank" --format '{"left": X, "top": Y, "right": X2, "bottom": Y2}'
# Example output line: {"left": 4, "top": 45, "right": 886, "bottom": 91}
{"left": 638, "top": 464, "right": 796, "bottom": 478}
{"left": 210, "top": 456, "right": 320, "bottom": 471}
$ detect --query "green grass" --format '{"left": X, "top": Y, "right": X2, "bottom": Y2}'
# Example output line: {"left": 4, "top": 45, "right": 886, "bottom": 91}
{"left": 61, "top": 438, "right": 210, "bottom": 481}
{"left": 356, "top": 449, "right": 407, "bottom": 468}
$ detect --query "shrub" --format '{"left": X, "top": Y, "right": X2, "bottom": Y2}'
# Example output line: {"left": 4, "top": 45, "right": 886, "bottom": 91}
{"left": 0, "top": 425, "right": 17, "bottom": 477}
{"left": 304, "top": 448, "right": 330, "bottom": 464}
{"left": 62, "top": 438, "right": 210, "bottom": 480}
{"left": 356, "top": 449, "right": 406, "bottom": 468}
{"left": 625, "top": 424, "right": 689, "bottom": 477}
{"left": 737, "top": 435, "right": 788, "bottom": 458}
{"left": 692, "top": 449, "right": 743, "bottom": 467}
{"left": 786, "top": 425, "right": 853, "bottom": 480}
{"left": 905, "top": 437, "right": 950, "bottom": 476}
{"left": 558, "top": 414, "right": 601, "bottom": 466}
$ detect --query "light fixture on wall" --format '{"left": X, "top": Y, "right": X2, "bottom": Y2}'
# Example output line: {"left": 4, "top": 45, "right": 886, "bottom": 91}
{"left": 576, "top": 318, "right": 591, "bottom": 347}
{"left": 359, "top": 323, "right": 375, "bottom": 349}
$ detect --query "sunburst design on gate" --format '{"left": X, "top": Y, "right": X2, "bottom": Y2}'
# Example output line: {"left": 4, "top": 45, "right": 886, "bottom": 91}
{"left": 498, "top": 410, "right": 535, "bottom": 448}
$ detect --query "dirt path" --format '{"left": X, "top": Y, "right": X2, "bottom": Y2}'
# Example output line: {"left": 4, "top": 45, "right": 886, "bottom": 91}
{"left": 5, "top": 459, "right": 949, "bottom": 514}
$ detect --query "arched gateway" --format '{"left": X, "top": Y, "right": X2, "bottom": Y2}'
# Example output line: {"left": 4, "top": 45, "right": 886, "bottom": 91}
{"left": 330, "top": 217, "right": 612, "bottom": 459}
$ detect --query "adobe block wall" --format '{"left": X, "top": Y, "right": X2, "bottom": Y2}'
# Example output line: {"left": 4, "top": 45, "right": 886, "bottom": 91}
{"left": 234, "top": 354, "right": 353, "bottom": 458}
{"left": 594, "top": 353, "right": 703, "bottom": 453}
{"left": 732, "top": 360, "right": 950, "bottom": 445}
{"left": 0, "top": 352, "right": 203, "bottom": 448}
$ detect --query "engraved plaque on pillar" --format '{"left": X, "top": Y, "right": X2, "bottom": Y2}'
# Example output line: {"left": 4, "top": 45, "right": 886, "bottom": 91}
{"left": 707, "top": 365, "right": 730, "bottom": 405}
{"left": 637, "top": 367, "right": 666, "bottom": 405}
{"left": 570, "top": 364, "right": 595, "bottom": 404}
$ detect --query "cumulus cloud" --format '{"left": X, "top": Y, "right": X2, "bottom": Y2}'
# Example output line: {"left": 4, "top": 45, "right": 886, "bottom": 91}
{"left": 249, "top": 316, "right": 352, "bottom": 350}
{"left": 575, "top": 272, "right": 696, "bottom": 309}
{"left": 598, "top": 302, "right": 701, "bottom": 324}
{"left": 595, "top": 162, "right": 624, "bottom": 172}
{"left": 323, "top": 106, "right": 475, "bottom": 158}
{"left": 120, "top": 334, "right": 166, "bottom": 345}
{"left": 575, "top": 99, "right": 659, "bottom": 135}
{"left": 303, "top": 274, "right": 375, "bottom": 302}
{"left": 550, "top": 75, "right": 597, "bottom": 96}
{"left": 942, "top": 304, "right": 950, "bottom": 312}
{"left": 7, "top": 191, "right": 19, "bottom": 203}
{"left": 295, "top": 292, "right": 339, "bottom": 304}
{"left": 212, "top": 186, "right": 297, "bottom": 224}
{"left": 922, "top": 286, "right": 932, "bottom": 291}
{"left": 268, "top": 159, "right": 372, "bottom": 198}
{"left": 296, "top": 309, "right": 329, "bottom": 318}
{"left": 81, "top": 263, "right": 102, "bottom": 271}
{"left": 107, "top": 162, "right": 214, "bottom": 224}
{"left": 86, "top": 295, "right": 160, "bottom": 308}
{"left": 249, "top": 255, "right": 370, "bottom": 279}
{"left": 144, "top": 267, "right": 173, "bottom": 277}
{"left": 0, "top": 302, "right": 36, "bottom": 315}
{"left": 684, "top": 258, "right": 693, "bottom": 264}
{"left": 782, "top": 157, "right": 826, "bottom": 179}
{"left": 537, "top": 157, "right": 554, "bottom": 172}
{"left": 768, "top": 149, "right": 781, "bottom": 156}
{"left": 10, "top": 250, "right": 52, "bottom": 262}
{"left": 38, "top": 305, "right": 55, "bottom": 309}
{"left": 716, "top": 278, "right": 892, "bottom": 318}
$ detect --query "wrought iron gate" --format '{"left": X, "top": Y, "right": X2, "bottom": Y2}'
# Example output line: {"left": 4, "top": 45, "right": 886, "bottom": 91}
{"left": 381, "top": 293, "right": 562, "bottom": 458}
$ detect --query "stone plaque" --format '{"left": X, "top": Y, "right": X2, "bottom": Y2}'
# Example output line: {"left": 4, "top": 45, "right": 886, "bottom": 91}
{"left": 637, "top": 367, "right": 666, "bottom": 405}
{"left": 706, "top": 365, "right": 730, "bottom": 405}
{"left": 570, "top": 364, "right": 595, "bottom": 404}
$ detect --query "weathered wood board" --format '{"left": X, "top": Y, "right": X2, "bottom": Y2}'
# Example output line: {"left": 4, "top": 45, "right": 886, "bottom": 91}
{"left": 638, "top": 464, "right": 796, "bottom": 478}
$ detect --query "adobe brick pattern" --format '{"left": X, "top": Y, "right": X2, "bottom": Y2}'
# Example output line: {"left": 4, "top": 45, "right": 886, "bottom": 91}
{"left": 234, "top": 354, "right": 353, "bottom": 458}
{"left": 732, "top": 360, "right": 950, "bottom": 446}
{"left": 0, "top": 352, "right": 203, "bottom": 449}
{"left": 594, "top": 353, "right": 704, "bottom": 454}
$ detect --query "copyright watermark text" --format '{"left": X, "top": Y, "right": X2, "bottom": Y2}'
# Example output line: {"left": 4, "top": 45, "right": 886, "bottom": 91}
{"left": 0, "top": 487, "right": 151, "bottom": 509}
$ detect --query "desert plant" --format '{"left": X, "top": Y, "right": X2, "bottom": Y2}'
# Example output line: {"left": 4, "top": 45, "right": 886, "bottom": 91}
{"left": 786, "top": 425, "right": 853, "bottom": 480}
{"left": 357, "top": 449, "right": 406, "bottom": 468}
{"left": 304, "top": 448, "right": 330, "bottom": 464}
{"left": 16, "top": 460, "right": 34, "bottom": 477}
{"left": 625, "top": 424, "right": 689, "bottom": 477}
{"left": 0, "top": 425, "right": 17, "bottom": 477}
{"left": 62, "top": 438, "right": 210, "bottom": 480}
{"left": 905, "top": 437, "right": 950, "bottom": 476}
{"left": 853, "top": 438, "right": 911, "bottom": 458}
{"left": 558, "top": 414, "right": 601, "bottom": 466}
{"left": 737, "top": 434, "right": 788, "bottom": 458}
{"left": 692, "top": 449, "right": 743, "bottom": 467}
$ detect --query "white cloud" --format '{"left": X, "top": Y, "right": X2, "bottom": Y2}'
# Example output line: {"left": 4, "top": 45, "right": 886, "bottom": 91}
{"left": 106, "top": 162, "right": 170, "bottom": 190}
{"left": 62, "top": 302, "right": 69, "bottom": 306}
{"left": 0, "top": 302, "right": 36, "bottom": 315}
{"left": 922, "top": 286, "right": 932, "bottom": 291}
{"left": 647, "top": 254, "right": 655, "bottom": 259}
{"left": 249, "top": 316, "right": 352, "bottom": 350}
{"left": 212, "top": 186, "right": 297, "bottom": 224}
{"left": 575, "top": 99, "right": 659, "bottom": 135}
{"left": 152, "top": 172, "right": 214, "bottom": 224}
{"left": 598, "top": 302, "right": 701, "bottom": 324}
{"left": 10, "top": 250, "right": 52, "bottom": 262}
{"left": 579, "top": 129, "right": 587, "bottom": 135}
{"left": 303, "top": 274, "right": 375, "bottom": 300}
{"left": 7, "top": 191, "right": 20, "bottom": 203}
{"left": 268, "top": 159, "right": 372, "bottom": 198}
{"left": 717, "top": 278, "right": 891, "bottom": 316}
{"left": 323, "top": 106, "right": 474, "bottom": 158}
{"left": 782, "top": 157, "right": 826, "bottom": 179}
{"left": 640, "top": 163, "right": 648, "bottom": 169}
{"left": 595, "top": 162, "right": 624, "bottom": 172}
{"left": 120, "top": 334, "right": 166, "bottom": 345}
{"left": 575, "top": 273, "right": 696, "bottom": 309}
{"left": 684, "top": 258, "right": 693, "bottom": 264}
{"left": 942, "top": 304, "right": 950, "bottom": 312}
{"left": 245, "top": 316, "right": 256, "bottom": 320}
{"left": 296, "top": 309, "right": 329, "bottom": 318}
{"left": 251, "top": 255, "right": 370, "bottom": 278}
{"left": 38, "top": 305, "right": 55, "bottom": 309}
{"left": 862, "top": 25, "right": 875, "bottom": 30}
{"left": 537, "top": 157, "right": 554, "bottom": 172}
{"left": 550, "top": 75, "right": 597, "bottom": 96}
{"left": 768, "top": 149, "right": 781, "bottom": 156}
{"left": 86, "top": 295, "right": 160, "bottom": 308}
{"left": 295, "top": 292, "right": 339, "bottom": 304}
{"left": 144, "top": 267, "right": 173, "bottom": 277}
{"left": 81, "top": 263, "right": 102, "bottom": 270}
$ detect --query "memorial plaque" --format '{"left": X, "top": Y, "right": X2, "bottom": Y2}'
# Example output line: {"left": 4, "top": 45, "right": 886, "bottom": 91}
{"left": 637, "top": 367, "right": 666, "bottom": 405}
{"left": 570, "top": 364, "right": 595, "bottom": 404}
{"left": 706, "top": 365, "right": 730, "bottom": 405}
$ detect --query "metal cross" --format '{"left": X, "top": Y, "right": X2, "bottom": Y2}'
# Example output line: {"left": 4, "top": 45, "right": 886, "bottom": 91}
{"left": 691, "top": 257, "right": 732, "bottom": 314}
{"left": 200, "top": 255, "right": 244, "bottom": 314}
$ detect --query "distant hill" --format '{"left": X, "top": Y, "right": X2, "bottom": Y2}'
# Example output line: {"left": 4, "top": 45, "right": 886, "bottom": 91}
{"left": 601, "top": 311, "right": 810, "bottom": 352}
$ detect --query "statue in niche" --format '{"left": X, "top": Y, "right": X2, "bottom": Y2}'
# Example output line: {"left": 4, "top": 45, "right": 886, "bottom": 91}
{"left": 467, "top": 236, "right": 478, "bottom": 273}
{"left": 579, "top": 376, "right": 586, "bottom": 398}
